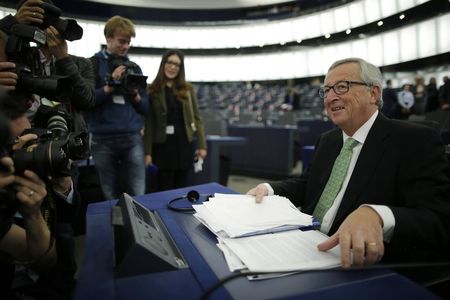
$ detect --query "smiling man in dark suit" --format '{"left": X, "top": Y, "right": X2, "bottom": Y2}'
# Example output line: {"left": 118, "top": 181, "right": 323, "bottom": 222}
{"left": 248, "top": 57, "right": 450, "bottom": 267}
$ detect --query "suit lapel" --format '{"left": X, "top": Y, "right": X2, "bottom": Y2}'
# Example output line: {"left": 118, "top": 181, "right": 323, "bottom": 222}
{"left": 332, "top": 115, "right": 391, "bottom": 230}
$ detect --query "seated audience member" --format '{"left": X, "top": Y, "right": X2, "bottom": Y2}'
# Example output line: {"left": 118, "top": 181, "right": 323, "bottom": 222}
{"left": 247, "top": 57, "right": 450, "bottom": 268}
{"left": 284, "top": 87, "right": 301, "bottom": 111}
{"left": 397, "top": 83, "right": 414, "bottom": 119}
{"left": 381, "top": 79, "right": 397, "bottom": 118}
{"left": 426, "top": 77, "right": 439, "bottom": 113}
{"left": 440, "top": 76, "right": 450, "bottom": 110}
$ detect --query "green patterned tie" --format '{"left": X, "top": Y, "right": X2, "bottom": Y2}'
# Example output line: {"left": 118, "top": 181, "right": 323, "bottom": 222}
{"left": 313, "top": 138, "right": 359, "bottom": 223}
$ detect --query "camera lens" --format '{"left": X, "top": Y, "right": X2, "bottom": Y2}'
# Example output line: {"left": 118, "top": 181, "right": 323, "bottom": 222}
{"left": 11, "top": 141, "right": 71, "bottom": 178}
{"left": 47, "top": 114, "right": 68, "bottom": 137}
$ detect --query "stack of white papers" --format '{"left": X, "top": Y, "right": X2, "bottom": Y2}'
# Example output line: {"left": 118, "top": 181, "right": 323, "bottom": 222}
{"left": 193, "top": 194, "right": 313, "bottom": 238}
{"left": 193, "top": 193, "right": 341, "bottom": 276}
{"left": 218, "top": 230, "right": 341, "bottom": 273}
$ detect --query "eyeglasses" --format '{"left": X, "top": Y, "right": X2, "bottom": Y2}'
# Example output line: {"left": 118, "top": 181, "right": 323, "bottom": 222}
{"left": 165, "top": 60, "right": 181, "bottom": 68}
{"left": 318, "top": 80, "right": 371, "bottom": 98}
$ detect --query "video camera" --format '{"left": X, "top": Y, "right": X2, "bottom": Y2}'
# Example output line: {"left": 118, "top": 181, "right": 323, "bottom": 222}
{"left": 106, "top": 57, "right": 148, "bottom": 95}
{"left": 5, "top": 24, "right": 72, "bottom": 101}
{"left": 10, "top": 105, "right": 88, "bottom": 179}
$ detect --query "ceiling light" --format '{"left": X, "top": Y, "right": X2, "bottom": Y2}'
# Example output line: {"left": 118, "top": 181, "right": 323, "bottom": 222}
{"left": 377, "top": 20, "right": 383, "bottom": 26}
{"left": 399, "top": 14, "right": 405, "bottom": 20}
{"left": 345, "top": 29, "right": 351, "bottom": 34}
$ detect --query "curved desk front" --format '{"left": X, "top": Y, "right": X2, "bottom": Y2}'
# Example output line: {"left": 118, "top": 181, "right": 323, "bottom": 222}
{"left": 75, "top": 183, "right": 438, "bottom": 300}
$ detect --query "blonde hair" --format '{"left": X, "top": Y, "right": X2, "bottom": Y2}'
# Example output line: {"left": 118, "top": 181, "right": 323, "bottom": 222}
{"left": 104, "top": 15, "right": 136, "bottom": 38}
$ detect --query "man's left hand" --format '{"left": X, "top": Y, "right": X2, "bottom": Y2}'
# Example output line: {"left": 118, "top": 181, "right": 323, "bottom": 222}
{"left": 317, "top": 206, "right": 384, "bottom": 267}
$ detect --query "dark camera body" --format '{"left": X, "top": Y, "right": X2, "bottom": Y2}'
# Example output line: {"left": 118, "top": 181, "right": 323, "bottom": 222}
{"left": 105, "top": 58, "right": 148, "bottom": 95}
{"left": 40, "top": 2, "right": 83, "bottom": 42}
{"left": 10, "top": 106, "right": 89, "bottom": 179}
{"left": 6, "top": 24, "right": 73, "bottom": 101}
{"left": 15, "top": 61, "right": 73, "bottom": 101}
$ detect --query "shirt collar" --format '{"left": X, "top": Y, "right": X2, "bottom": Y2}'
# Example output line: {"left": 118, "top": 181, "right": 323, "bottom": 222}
{"left": 342, "top": 110, "right": 378, "bottom": 145}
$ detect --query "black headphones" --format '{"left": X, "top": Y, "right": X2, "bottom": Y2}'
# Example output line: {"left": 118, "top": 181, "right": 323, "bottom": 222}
{"left": 167, "top": 190, "right": 212, "bottom": 212}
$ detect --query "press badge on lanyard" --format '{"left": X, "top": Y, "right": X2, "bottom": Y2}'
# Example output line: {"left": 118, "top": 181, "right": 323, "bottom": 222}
{"left": 166, "top": 125, "right": 175, "bottom": 135}
{"left": 113, "top": 95, "right": 125, "bottom": 105}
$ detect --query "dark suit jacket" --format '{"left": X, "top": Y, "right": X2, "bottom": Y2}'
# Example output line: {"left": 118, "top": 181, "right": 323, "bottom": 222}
{"left": 271, "top": 113, "right": 450, "bottom": 262}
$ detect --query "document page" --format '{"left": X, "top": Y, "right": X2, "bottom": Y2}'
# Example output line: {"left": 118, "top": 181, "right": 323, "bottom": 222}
{"left": 219, "top": 230, "right": 340, "bottom": 273}
{"left": 193, "top": 194, "right": 313, "bottom": 238}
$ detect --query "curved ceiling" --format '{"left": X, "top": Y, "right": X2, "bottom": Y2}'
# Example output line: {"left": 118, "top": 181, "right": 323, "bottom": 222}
{"left": 85, "top": 0, "right": 296, "bottom": 10}
{"left": 1, "top": 0, "right": 344, "bottom": 23}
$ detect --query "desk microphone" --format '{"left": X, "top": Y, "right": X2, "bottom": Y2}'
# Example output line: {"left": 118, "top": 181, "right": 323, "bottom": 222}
{"left": 199, "top": 261, "right": 450, "bottom": 300}
{"left": 167, "top": 190, "right": 213, "bottom": 212}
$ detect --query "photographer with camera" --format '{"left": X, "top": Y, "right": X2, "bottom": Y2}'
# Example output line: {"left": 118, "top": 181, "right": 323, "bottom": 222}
{"left": 0, "top": 10, "right": 87, "bottom": 296}
{"left": 88, "top": 15, "right": 148, "bottom": 200}
{"left": 0, "top": 0, "right": 94, "bottom": 131}
{"left": 0, "top": 88, "right": 74, "bottom": 299}
{"left": 0, "top": 95, "right": 56, "bottom": 297}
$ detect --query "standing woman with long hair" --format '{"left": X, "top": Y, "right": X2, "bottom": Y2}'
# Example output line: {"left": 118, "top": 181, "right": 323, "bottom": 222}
{"left": 143, "top": 49, "right": 207, "bottom": 191}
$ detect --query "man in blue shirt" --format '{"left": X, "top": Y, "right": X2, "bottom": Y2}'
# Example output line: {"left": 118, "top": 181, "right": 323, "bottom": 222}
{"left": 88, "top": 15, "right": 149, "bottom": 200}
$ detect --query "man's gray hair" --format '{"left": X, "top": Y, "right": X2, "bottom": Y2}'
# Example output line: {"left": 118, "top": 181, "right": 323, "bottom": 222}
{"left": 329, "top": 57, "right": 384, "bottom": 109}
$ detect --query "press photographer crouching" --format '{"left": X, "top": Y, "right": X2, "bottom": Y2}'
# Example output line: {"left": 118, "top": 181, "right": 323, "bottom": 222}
{"left": 0, "top": 84, "right": 85, "bottom": 299}
{"left": 0, "top": 92, "right": 56, "bottom": 298}
{"left": 0, "top": 10, "right": 90, "bottom": 296}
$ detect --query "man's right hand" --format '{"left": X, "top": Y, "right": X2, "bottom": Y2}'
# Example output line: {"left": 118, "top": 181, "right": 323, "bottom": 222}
{"left": 112, "top": 65, "right": 126, "bottom": 81}
{"left": 14, "top": 0, "right": 45, "bottom": 25}
{"left": 0, "top": 62, "right": 18, "bottom": 91}
{"left": 246, "top": 183, "right": 269, "bottom": 203}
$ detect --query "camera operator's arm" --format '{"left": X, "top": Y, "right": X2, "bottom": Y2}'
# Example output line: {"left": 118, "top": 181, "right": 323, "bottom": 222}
{"left": 48, "top": 26, "right": 96, "bottom": 110}
{"left": 0, "top": 0, "right": 44, "bottom": 31}
{"left": 15, "top": 0, "right": 44, "bottom": 25}
{"left": 50, "top": 176, "right": 74, "bottom": 206}
{"left": 0, "top": 161, "right": 55, "bottom": 266}
{"left": 91, "top": 64, "right": 126, "bottom": 106}
{"left": 129, "top": 87, "right": 149, "bottom": 115}
{"left": 128, "top": 64, "right": 149, "bottom": 114}
{"left": 0, "top": 61, "right": 18, "bottom": 91}
{"left": 45, "top": 26, "right": 68, "bottom": 60}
